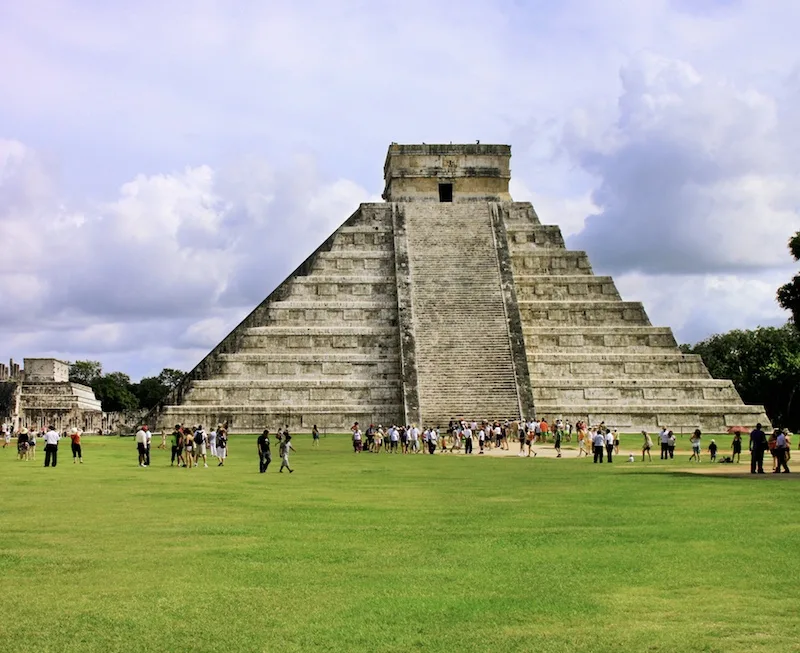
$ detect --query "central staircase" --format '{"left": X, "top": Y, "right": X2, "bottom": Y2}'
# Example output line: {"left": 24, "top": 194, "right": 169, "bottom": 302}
{"left": 402, "top": 203, "right": 520, "bottom": 426}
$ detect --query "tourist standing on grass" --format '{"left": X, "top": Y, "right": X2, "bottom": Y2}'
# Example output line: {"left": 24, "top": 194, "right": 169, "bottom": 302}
{"left": 217, "top": 428, "right": 228, "bottom": 466}
{"left": 28, "top": 429, "right": 38, "bottom": 460}
{"left": 750, "top": 423, "right": 768, "bottom": 474}
{"left": 170, "top": 425, "right": 182, "bottom": 466}
{"left": 642, "top": 431, "right": 652, "bottom": 462}
{"left": 135, "top": 426, "right": 148, "bottom": 467}
{"left": 774, "top": 429, "right": 790, "bottom": 473}
{"left": 145, "top": 426, "right": 153, "bottom": 466}
{"left": 463, "top": 425, "right": 473, "bottom": 454}
{"left": 279, "top": 435, "right": 295, "bottom": 473}
{"left": 659, "top": 427, "right": 670, "bottom": 459}
{"left": 352, "top": 426, "right": 363, "bottom": 453}
{"left": 708, "top": 439, "right": 718, "bottom": 462}
{"left": 428, "top": 427, "right": 438, "bottom": 454}
{"left": 69, "top": 427, "right": 83, "bottom": 463}
{"left": 731, "top": 432, "right": 743, "bottom": 463}
{"left": 312, "top": 424, "right": 321, "bottom": 447}
{"left": 208, "top": 426, "right": 218, "bottom": 458}
{"left": 43, "top": 425, "right": 60, "bottom": 467}
{"left": 554, "top": 426, "right": 562, "bottom": 458}
{"left": 183, "top": 426, "right": 195, "bottom": 467}
{"left": 605, "top": 429, "right": 614, "bottom": 463}
{"left": 17, "top": 428, "right": 29, "bottom": 460}
{"left": 258, "top": 429, "right": 271, "bottom": 473}
{"left": 2, "top": 424, "right": 10, "bottom": 448}
{"left": 592, "top": 429, "right": 605, "bottom": 463}
{"left": 689, "top": 430, "right": 702, "bottom": 462}
{"left": 667, "top": 431, "right": 676, "bottom": 459}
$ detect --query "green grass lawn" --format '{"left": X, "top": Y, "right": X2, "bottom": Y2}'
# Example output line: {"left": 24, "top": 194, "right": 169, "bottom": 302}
{"left": 1, "top": 434, "right": 798, "bottom": 653}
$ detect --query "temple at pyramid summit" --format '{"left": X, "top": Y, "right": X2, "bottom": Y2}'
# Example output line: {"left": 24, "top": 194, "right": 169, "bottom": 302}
{"left": 155, "top": 143, "right": 768, "bottom": 432}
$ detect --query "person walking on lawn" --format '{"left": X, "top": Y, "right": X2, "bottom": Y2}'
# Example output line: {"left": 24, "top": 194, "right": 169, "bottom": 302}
{"left": 258, "top": 429, "right": 271, "bottom": 473}
{"left": 279, "top": 434, "right": 295, "bottom": 473}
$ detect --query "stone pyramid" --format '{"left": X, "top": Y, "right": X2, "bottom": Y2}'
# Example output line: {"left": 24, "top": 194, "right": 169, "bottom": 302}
{"left": 156, "top": 144, "right": 768, "bottom": 432}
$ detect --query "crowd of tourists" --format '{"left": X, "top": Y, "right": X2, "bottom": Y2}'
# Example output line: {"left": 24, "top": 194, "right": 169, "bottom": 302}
{"left": 2, "top": 418, "right": 792, "bottom": 475}
{"left": 344, "top": 418, "right": 793, "bottom": 473}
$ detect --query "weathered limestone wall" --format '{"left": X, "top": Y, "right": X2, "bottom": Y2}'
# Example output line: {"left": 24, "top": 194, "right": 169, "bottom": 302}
{"left": 383, "top": 143, "right": 511, "bottom": 202}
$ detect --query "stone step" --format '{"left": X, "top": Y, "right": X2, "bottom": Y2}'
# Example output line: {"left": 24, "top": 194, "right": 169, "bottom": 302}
{"left": 514, "top": 275, "right": 620, "bottom": 301}
{"left": 532, "top": 378, "right": 742, "bottom": 404}
{"left": 240, "top": 327, "right": 398, "bottom": 354}
{"left": 312, "top": 251, "right": 394, "bottom": 274}
{"left": 286, "top": 276, "right": 397, "bottom": 299}
{"left": 518, "top": 300, "right": 650, "bottom": 326}
{"left": 511, "top": 250, "right": 593, "bottom": 275}
{"left": 331, "top": 229, "right": 394, "bottom": 250}
{"left": 531, "top": 403, "right": 768, "bottom": 432}
{"left": 523, "top": 325, "right": 676, "bottom": 351}
{"left": 497, "top": 202, "right": 542, "bottom": 225}
{"left": 265, "top": 301, "right": 397, "bottom": 325}
{"left": 528, "top": 352, "right": 709, "bottom": 379}
{"left": 505, "top": 224, "right": 566, "bottom": 248}
{"left": 216, "top": 353, "right": 401, "bottom": 381}
{"left": 186, "top": 379, "right": 402, "bottom": 405}
{"left": 159, "top": 403, "right": 405, "bottom": 432}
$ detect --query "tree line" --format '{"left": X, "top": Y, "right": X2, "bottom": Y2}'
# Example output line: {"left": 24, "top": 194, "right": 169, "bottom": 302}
{"left": 69, "top": 361, "right": 184, "bottom": 412}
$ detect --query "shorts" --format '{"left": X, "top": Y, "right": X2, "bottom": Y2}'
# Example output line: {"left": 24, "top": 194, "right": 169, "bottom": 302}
{"left": 199, "top": 444, "right": 207, "bottom": 456}
{"left": 218, "top": 447, "right": 227, "bottom": 459}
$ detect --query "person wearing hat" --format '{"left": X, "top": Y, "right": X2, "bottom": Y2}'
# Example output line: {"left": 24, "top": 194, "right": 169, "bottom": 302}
{"left": 69, "top": 427, "right": 83, "bottom": 463}
{"left": 17, "top": 428, "right": 30, "bottom": 460}
{"left": 43, "top": 425, "right": 60, "bottom": 467}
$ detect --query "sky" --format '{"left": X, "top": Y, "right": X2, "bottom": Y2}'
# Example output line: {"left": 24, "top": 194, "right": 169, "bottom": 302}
{"left": 1, "top": 0, "right": 798, "bottom": 380}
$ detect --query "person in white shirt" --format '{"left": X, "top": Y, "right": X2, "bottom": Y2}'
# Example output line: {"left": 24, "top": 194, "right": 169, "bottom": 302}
{"left": 195, "top": 426, "right": 209, "bottom": 467}
{"left": 2, "top": 424, "right": 10, "bottom": 448}
{"left": 352, "top": 427, "right": 363, "bottom": 453}
{"left": 389, "top": 426, "right": 399, "bottom": 453}
{"left": 592, "top": 429, "right": 605, "bottom": 463}
{"left": 605, "top": 429, "right": 615, "bottom": 463}
{"left": 135, "top": 426, "right": 149, "bottom": 467}
{"left": 208, "top": 427, "right": 218, "bottom": 458}
{"left": 659, "top": 427, "right": 670, "bottom": 459}
{"left": 775, "top": 430, "right": 791, "bottom": 473}
{"left": 428, "top": 428, "right": 438, "bottom": 454}
{"left": 43, "top": 426, "right": 60, "bottom": 467}
{"left": 409, "top": 425, "right": 420, "bottom": 453}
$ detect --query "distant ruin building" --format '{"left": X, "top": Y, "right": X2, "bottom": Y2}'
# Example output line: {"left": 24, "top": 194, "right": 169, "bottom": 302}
{"left": 0, "top": 358, "right": 102, "bottom": 431}
{"left": 156, "top": 144, "right": 768, "bottom": 432}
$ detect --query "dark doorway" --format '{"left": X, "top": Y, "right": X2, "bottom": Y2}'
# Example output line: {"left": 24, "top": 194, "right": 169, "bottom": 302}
{"left": 438, "top": 183, "right": 453, "bottom": 202}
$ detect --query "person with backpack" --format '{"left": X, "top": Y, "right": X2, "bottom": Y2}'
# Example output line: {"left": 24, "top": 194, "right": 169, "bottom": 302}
{"left": 194, "top": 425, "right": 209, "bottom": 468}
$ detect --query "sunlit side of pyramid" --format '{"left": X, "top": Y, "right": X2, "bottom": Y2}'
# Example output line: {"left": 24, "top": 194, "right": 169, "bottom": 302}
{"left": 156, "top": 144, "right": 768, "bottom": 432}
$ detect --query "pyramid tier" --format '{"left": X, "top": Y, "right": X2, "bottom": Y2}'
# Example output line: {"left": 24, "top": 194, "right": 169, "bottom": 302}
{"left": 528, "top": 352, "right": 710, "bottom": 379}
{"left": 523, "top": 326, "right": 677, "bottom": 352}
{"left": 240, "top": 325, "right": 398, "bottom": 355}
{"left": 518, "top": 300, "right": 650, "bottom": 326}
{"left": 514, "top": 275, "right": 621, "bottom": 301}
{"left": 160, "top": 403, "right": 404, "bottom": 431}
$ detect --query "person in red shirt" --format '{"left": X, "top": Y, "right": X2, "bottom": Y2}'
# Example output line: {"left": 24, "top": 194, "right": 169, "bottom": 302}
{"left": 69, "top": 427, "right": 83, "bottom": 463}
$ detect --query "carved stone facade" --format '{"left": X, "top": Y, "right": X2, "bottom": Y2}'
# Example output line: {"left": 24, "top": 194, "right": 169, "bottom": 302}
{"left": 155, "top": 144, "right": 768, "bottom": 432}
{"left": 0, "top": 358, "right": 102, "bottom": 432}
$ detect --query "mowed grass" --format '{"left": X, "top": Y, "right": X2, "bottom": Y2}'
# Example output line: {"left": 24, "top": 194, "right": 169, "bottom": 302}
{"left": 1, "top": 434, "right": 798, "bottom": 653}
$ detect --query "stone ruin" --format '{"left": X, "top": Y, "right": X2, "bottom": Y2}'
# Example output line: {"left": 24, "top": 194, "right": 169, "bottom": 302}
{"left": 0, "top": 358, "right": 102, "bottom": 432}
{"left": 155, "top": 144, "right": 768, "bottom": 432}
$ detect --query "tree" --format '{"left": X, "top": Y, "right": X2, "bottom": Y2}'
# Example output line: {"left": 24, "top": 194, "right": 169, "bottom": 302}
{"left": 157, "top": 368, "right": 184, "bottom": 390}
{"left": 777, "top": 232, "right": 800, "bottom": 327}
{"left": 683, "top": 324, "right": 800, "bottom": 430}
{"left": 69, "top": 360, "right": 102, "bottom": 386}
{"left": 131, "top": 368, "right": 185, "bottom": 410}
{"left": 92, "top": 372, "right": 139, "bottom": 412}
